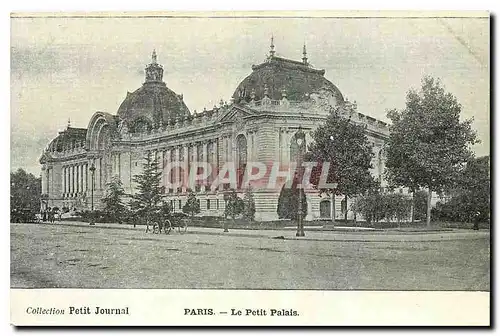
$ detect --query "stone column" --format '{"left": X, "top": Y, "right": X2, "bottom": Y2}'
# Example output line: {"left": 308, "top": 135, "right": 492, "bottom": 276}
{"left": 213, "top": 138, "right": 219, "bottom": 188}
{"left": 283, "top": 129, "right": 290, "bottom": 164}
{"left": 165, "top": 148, "right": 171, "bottom": 193}
{"left": 70, "top": 165, "right": 74, "bottom": 196}
{"left": 175, "top": 145, "right": 181, "bottom": 193}
{"left": 202, "top": 141, "right": 208, "bottom": 192}
{"left": 66, "top": 166, "right": 69, "bottom": 196}
{"left": 67, "top": 166, "right": 70, "bottom": 195}
{"left": 218, "top": 137, "right": 225, "bottom": 192}
{"left": 80, "top": 164, "right": 84, "bottom": 193}
{"left": 247, "top": 131, "right": 253, "bottom": 162}
{"left": 182, "top": 144, "right": 189, "bottom": 193}
{"left": 48, "top": 167, "right": 53, "bottom": 198}
{"left": 74, "top": 164, "right": 77, "bottom": 195}
{"left": 66, "top": 166, "right": 69, "bottom": 195}
{"left": 41, "top": 167, "right": 46, "bottom": 194}
{"left": 81, "top": 164, "right": 84, "bottom": 192}
{"left": 76, "top": 164, "right": 80, "bottom": 193}
{"left": 63, "top": 166, "right": 66, "bottom": 196}
{"left": 192, "top": 142, "right": 198, "bottom": 191}
{"left": 82, "top": 164, "right": 86, "bottom": 192}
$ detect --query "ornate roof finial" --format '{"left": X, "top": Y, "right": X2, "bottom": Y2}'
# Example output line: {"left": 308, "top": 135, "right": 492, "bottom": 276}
{"left": 302, "top": 43, "right": 308, "bottom": 65}
{"left": 152, "top": 49, "right": 157, "bottom": 64}
{"left": 269, "top": 35, "right": 276, "bottom": 58}
{"left": 264, "top": 83, "right": 269, "bottom": 97}
{"left": 67, "top": 118, "right": 71, "bottom": 129}
{"left": 281, "top": 88, "right": 287, "bottom": 99}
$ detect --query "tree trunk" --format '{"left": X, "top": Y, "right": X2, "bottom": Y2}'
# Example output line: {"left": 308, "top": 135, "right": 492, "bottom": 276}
{"left": 410, "top": 191, "right": 415, "bottom": 225}
{"left": 331, "top": 193, "right": 335, "bottom": 223}
{"left": 426, "top": 189, "right": 432, "bottom": 228}
{"left": 344, "top": 195, "right": 348, "bottom": 225}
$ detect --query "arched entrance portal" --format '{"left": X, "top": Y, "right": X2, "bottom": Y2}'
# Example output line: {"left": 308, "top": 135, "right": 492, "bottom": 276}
{"left": 96, "top": 125, "right": 112, "bottom": 191}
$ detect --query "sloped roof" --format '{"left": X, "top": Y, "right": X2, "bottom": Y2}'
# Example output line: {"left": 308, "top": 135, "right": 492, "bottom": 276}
{"left": 232, "top": 56, "right": 344, "bottom": 104}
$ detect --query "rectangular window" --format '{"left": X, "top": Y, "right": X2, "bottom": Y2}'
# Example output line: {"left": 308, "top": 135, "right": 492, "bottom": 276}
{"left": 178, "top": 199, "right": 181, "bottom": 209}
{"left": 216, "top": 199, "right": 219, "bottom": 210}
{"left": 207, "top": 199, "right": 210, "bottom": 210}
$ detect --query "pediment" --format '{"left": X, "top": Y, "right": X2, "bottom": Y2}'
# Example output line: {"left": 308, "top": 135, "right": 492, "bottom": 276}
{"left": 217, "top": 105, "right": 257, "bottom": 124}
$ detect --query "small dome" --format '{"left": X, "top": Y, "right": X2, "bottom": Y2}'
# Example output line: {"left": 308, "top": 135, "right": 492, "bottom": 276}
{"left": 232, "top": 56, "right": 344, "bottom": 104}
{"left": 47, "top": 127, "right": 87, "bottom": 152}
{"left": 117, "top": 82, "right": 189, "bottom": 126}
{"left": 117, "top": 51, "right": 190, "bottom": 131}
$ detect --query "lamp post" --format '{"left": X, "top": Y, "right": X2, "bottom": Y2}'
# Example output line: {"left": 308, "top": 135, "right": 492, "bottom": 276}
{"left": 89, "top": 161, "right": 96, "bottom": 225}
{"left": 295, "top": 126, "right": 305, "bottom": 237}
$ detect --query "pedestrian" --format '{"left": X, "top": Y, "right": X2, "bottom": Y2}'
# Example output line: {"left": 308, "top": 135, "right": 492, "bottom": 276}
{"left": 48, "top": 208, "right": 54, "bottom": 223}
{"left": 42, "top": 210, "right": 47, "bottom": 222}
{"left": 473, "top": 211, "right": 480, "bottom": 231}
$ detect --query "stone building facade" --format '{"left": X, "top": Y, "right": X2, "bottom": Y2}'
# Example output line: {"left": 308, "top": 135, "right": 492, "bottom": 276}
{"left": 40, "top": 43, "right": 389, "bottom": 221}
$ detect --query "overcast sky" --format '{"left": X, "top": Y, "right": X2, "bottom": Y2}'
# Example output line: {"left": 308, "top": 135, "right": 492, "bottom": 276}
{"left": 11, "top": 15, "right": 489, "bottom": 175}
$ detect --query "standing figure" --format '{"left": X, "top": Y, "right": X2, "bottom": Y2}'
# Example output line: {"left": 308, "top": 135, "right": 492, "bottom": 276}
{"left": 473, "top": 211, "right": 480, "bottom": 231}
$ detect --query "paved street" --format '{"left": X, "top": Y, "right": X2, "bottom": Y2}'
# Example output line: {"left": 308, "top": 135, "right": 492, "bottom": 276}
{"left": 11, "top": 222, "right": 490, "bottom": 290}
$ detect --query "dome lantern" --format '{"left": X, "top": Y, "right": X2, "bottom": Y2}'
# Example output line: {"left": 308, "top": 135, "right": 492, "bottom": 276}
{"left": 302, "top": 43, "right": 308, "bottom": 65}
{"left": 145, "top": 50, "right": 164, "bottom": 83}
{"left": 269, "top": 35, "right": 276, "bottom": 58}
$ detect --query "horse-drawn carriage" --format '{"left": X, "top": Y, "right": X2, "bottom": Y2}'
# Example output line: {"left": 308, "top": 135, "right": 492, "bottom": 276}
{"left": 152, "top": 213, "right": 188, "bottom": 234}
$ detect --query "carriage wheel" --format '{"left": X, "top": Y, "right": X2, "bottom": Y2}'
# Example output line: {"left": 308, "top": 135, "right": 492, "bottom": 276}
{"left": 165, "top": 220, "right": 172, "bottom": 234}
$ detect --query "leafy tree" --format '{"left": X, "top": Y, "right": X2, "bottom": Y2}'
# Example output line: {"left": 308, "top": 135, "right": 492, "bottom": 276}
{"left": 458, "top": 156, "right": 490, "bottom": 219}
{"left": 224, "top": 190, "right": 244, "bottom": 220}
{"left": 101, "top": 175, "right": 128, "bottom": 223}
{"left": 412, "top": 190, "right": 429, "bottom": 222}
{"left": 276, "top": 182, "right": 307, "bottom": 221}
{"left": 433, "top": 156, "right": 490, "bottom": 223}
{"left": 182, "top": 190, "right": 200, "bottom": 219}
{"left": 306, "top": 104, "right": 376, "bottom": 224}
{"left": 385, "top": 76, "right": 478, "bottom": 227}
{"left": 351, "top": 192, "right": 384, "bottom": 225}
{"left": 384, "top": 193, "right": 412, "bottom": 227}
{"left": 352, "top": 192, "right": 411, "bottom": 227}
{"left": 11, "top": 168, "right": 41, "bottom": 222}
{"left": 129, "top": 152, "right": 165, "bottom": 232}
{"left": 242, "top": 187, "right": 256, "bottom": 221}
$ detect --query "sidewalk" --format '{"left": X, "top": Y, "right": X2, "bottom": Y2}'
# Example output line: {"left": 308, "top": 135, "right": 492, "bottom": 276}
{"left": 32, "top": 220, "right": 490, "bottom": 243}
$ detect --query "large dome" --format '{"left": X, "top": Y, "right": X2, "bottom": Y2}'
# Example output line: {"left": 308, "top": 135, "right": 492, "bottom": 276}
{"left": 117, "top": 51, "right": 190, "bottom": 131}
{"left": 232, "top": 54, "right": 344, "bottom": 104}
